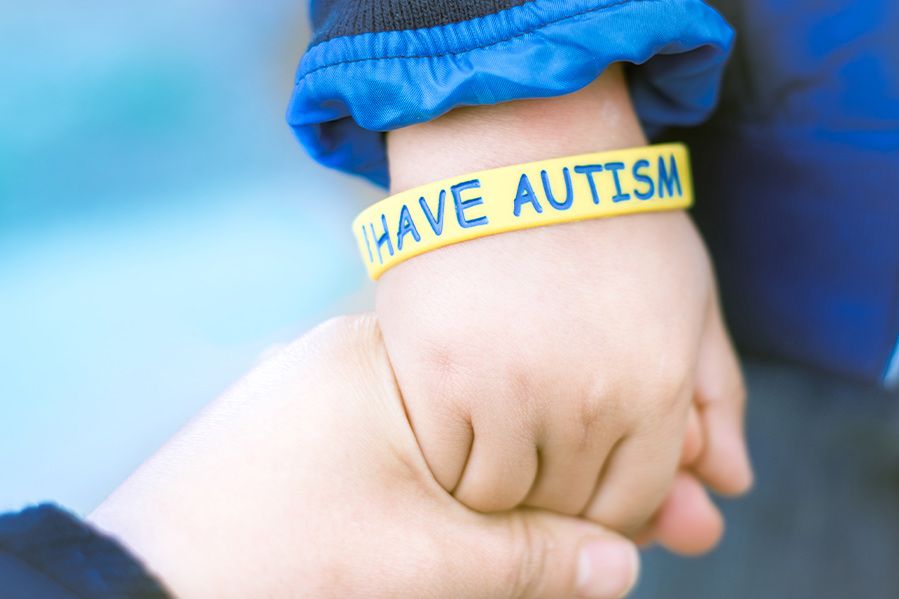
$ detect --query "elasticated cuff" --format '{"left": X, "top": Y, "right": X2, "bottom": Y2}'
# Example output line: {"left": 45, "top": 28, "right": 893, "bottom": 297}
{"left": 288, "top": 0, "right": 734, "bottom": 187}
{"left": 0, "top": 504, "right": 168, "bottom": 597}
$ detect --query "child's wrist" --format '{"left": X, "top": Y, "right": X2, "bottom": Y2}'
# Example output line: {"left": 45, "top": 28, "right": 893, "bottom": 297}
{"left": 360, "top": 64, "right": 669, "bottom": 280}
{"left": 386, "top": 64, "right": 646, "bottom": 194}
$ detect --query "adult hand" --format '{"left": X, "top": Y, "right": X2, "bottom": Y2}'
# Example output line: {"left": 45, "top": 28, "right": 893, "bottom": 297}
{"left": 90, "top": 316, "right": 640, "bottom": 598}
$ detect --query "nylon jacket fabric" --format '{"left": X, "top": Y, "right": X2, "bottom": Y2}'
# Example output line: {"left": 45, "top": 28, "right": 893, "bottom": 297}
{"left": 0, "top": 504, "right": 168, "bottom": 598}
{"left": 288, "top": 0, "right": 734, "bottom": 187}
{"left": 289, "top": 0, "right": 899, "bottom": 387}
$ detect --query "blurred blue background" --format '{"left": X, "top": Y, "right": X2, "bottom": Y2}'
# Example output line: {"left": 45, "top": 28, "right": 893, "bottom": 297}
{"left": 0, "top": 1, "right": 378, "bottom": 514}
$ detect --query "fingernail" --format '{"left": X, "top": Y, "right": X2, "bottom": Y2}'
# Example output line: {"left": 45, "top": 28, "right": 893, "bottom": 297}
{"left": 576, "top": 538, "right": 639, "bottom": 598}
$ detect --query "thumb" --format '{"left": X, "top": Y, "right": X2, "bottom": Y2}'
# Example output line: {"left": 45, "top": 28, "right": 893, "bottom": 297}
{"left": 474, "top": 509, "right": 640, "bottom": 599}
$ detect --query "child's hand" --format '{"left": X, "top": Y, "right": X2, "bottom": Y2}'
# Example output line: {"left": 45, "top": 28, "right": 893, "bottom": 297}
{"left": 92, "top": 316, "right": 642, "bottom": 599}
{"left": 379, "top": 211, "right": 745, "bottom": 532}
{"left": 377, "top": 66, "right": 752, "bottom": 536}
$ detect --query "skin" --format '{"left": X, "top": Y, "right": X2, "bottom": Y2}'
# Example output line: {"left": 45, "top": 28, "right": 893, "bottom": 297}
{"left": 90, "top": 316, "right": 642, "bottom": 598}
{"left": 380, "top": 65, "right": 753, "bottom": 537}
{"left": 86, "top": 66, "right": 750, "bottom": 596}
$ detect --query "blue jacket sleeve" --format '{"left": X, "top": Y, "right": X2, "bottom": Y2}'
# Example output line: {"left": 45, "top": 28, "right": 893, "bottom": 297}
{"left": 288, "top": 0, "right": 735, "bottom": 188}
{"left": 0, "top": 504, "right": 168, "bottom": 598}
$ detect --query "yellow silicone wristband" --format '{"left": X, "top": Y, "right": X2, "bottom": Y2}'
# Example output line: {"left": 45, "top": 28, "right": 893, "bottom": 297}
{"left": 353, "top": 142, "right": 693, "bottom": 280}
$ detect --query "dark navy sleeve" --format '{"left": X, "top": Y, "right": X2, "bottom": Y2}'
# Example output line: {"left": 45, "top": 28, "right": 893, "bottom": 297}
{"left": 288, "top": 0, "right": 735, "bottom": 187}
{"left": 0, "top": 504, "right": 169, "bottom": 598}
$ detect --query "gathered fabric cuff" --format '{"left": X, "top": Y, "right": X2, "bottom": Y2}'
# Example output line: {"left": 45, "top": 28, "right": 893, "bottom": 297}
{"left": 0, "top": 504, "right": 168, "bottom": 597}
{"left": 288, "top": 0, "right": 734, "bottom": 188}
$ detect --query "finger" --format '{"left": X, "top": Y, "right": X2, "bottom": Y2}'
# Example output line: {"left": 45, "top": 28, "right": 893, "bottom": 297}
{"left": 639, "top": 471, "right": 724, "bottom": 556}
{"left": 469, "top": 508, "right": 640, "bottom": 599}
{"left": 405, "top": 399, "right": 474, "bottom": 492}
{"left": 680, "top": 404, "right": 704, "bottom": 467}
{"left": 692, "top": 302, "right": 753, "bottom": 496}
{"left": 453, "top": 419, "right": 539, "bottom": 512}
{"left": 581, "top": 403, "right": 687, "bottom": 535}
{"left": 524, "top": 417, "right": 620, "bottom": 515}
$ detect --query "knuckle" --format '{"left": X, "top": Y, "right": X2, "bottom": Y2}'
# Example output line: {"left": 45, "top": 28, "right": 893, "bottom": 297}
{"left": 421, "top": 338, "right": 464, "bottom": 379}
{"left": 581, "top": 375, "right": 624, "bottom": 424}
{"left": 504, "top": 513, "right": 552, "bottom": 599}
{"left": 577, "top": 387, "right": 605, "bottom": 428}
{"left": 572, "top": 392, "right": 609, "bottom": 449}
{"left": 417, "top": 338, "right": 479, "bottom": 400}
{"left": 657, "top": 357, "right": 692, "bottom": 394}
{"left": 644, "top": 357, "right": 692, "bottom": 413}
